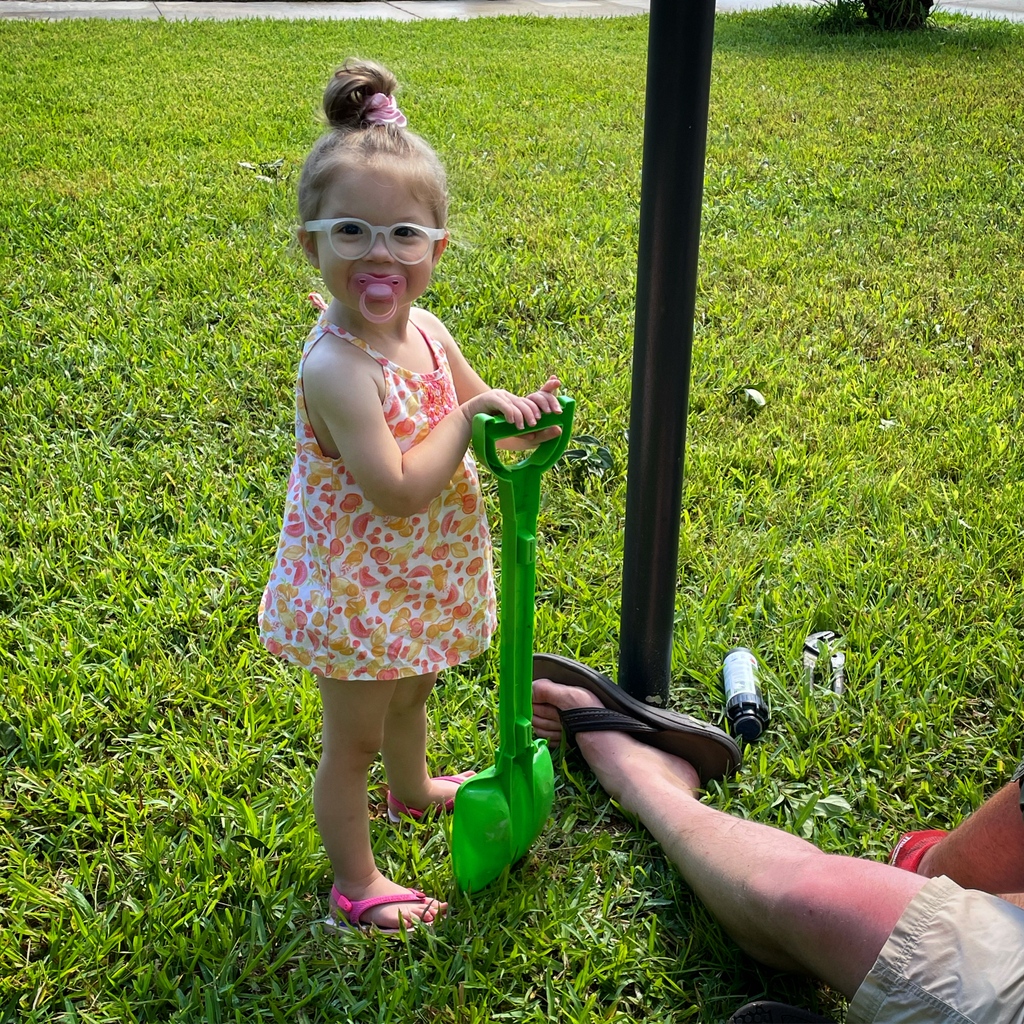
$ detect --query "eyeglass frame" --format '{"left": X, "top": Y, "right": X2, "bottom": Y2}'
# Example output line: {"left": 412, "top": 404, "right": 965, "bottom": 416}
{"left": 303, "top": 218, "right": 448, "bottom": 265}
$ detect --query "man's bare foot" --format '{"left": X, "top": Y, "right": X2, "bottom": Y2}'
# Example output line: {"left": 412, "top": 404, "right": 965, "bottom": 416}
{"left": 330, "top": 871, "right": 446, "bottom": 931}
{"left": 532, "top": 677, "right": 702, "bottom": 813}
{"left": 531, "top": 677, "right": 603, "bottom": 745}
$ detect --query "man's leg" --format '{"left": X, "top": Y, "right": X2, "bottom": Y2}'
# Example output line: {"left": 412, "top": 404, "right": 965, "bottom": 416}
{"left": 916, "top": 780, "right": 1024, "bottom": 900}
{"left": 533, "top": 679, "right": 928, "bottom": 1000}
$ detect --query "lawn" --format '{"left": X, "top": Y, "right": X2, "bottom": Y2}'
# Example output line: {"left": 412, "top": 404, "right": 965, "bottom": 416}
{"left": 1, "top": 8, "right": 1023, "bottom": 1023}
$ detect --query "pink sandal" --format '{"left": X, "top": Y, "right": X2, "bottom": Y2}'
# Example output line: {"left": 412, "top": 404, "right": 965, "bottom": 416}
{"left": 325, "top": 884, "right": 440, "bottom": 934}
{"left": 386, "top": 771, "right": 476, "bottom": 823}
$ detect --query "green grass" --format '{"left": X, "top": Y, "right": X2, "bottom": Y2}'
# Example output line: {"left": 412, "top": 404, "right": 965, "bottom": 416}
{"left": 2, "top": 9, "right": 1024, "bottom": 1022}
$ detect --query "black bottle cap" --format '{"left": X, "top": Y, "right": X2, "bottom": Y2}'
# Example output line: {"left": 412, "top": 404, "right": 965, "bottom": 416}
{"left": 730, "top": 710, "right": 766, "bottom": 742}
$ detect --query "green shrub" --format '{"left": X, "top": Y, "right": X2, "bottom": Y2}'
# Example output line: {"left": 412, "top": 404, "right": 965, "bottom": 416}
{"left": 863, "top": 0, "right": 935, "bottom": 28}
{"left": 815, "top": 0, "right": 935, "bottom": 31}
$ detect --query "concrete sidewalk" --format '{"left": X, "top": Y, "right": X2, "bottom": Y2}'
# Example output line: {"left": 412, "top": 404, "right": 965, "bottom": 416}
{"left": 9, "top": 0, "right": 637, "bottom": 19}
{"left": 0, "top": 0, "right": 1020, "bottom": 21}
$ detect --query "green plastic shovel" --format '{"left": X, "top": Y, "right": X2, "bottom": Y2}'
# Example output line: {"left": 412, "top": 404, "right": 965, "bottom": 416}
{"left": 451, "top": 395, "right": 575, "bottom": 893}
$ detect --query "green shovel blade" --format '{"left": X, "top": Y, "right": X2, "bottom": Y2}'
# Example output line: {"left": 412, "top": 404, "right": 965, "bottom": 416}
{"left": 451, "top": 397, "right": 574, "bottom": 893}
{"left": 451, "top": 766, "right": 512, "bottom": 888}
{"left": 451, "top": 741, "right": 554, "bottom": 893}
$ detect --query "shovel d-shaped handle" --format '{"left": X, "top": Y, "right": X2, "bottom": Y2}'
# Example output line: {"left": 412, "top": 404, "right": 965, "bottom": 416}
{"left": 472, "top": 395, "right": 576, "bottom": 481}
{"left": 472, "top": 396, "right": 575, "bottom": 758}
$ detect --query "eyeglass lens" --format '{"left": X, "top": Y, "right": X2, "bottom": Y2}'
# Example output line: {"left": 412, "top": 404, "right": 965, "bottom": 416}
{"left": 327, "top": 220, "right": 433, "bottom": 264}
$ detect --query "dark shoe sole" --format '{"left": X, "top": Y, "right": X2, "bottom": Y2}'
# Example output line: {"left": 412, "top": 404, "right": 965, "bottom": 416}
{"left": 726, "top": 1001, "right": 836, "bottom": 1024}
{"left": 533, "top": 652, "right": 742, "bottom": 787}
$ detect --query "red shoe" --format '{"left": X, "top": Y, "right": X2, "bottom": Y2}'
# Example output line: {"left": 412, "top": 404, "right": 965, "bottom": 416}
{"left": 889, "top": 829, "right": 946, "bottom": 873}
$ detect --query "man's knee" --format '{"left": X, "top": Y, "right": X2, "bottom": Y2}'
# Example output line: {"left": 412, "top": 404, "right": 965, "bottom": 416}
{"left": 770, "top": 856, "right": 848, "bottom": 929}
{"left": 719, "top": 851, "right": 836, "bottom": 972}
{"left": 755, "top": 852, "right": 881, "bottom": 961}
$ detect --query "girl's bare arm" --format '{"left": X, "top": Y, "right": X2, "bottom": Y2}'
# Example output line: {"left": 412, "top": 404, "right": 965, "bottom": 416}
{"left": 413, "top": 308, "right": 563, "bottom": 452}
{"left": 303, "top": 330, "right": 558, "bottom": 517}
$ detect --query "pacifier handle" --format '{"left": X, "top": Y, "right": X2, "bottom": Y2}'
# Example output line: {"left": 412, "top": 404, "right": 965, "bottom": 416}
{"left": 355, "top": 274, "right": 405, "bottom": 324}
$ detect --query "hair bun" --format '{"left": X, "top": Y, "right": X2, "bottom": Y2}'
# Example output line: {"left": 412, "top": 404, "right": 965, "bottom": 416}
{"left": 323, "top": 58, "right": 400, "bottom": 132}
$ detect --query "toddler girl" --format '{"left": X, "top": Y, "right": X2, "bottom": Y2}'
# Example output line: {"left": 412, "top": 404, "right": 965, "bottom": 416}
{"left": 259, "top": 58, "right": 561, "bottom": 932}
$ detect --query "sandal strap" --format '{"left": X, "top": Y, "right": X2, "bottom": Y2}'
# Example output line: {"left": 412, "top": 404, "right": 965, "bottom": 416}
{"left": 387, "top": 772, "right": 475, "bottom": 819}
{"left": 433, "top": 772, "right": 475, "bottom": 785}
{"left": 558, "top": 706, "right": 658, "bottom": 747}
{"left": 330, "top": 885, "right": 428, "bottom": 925}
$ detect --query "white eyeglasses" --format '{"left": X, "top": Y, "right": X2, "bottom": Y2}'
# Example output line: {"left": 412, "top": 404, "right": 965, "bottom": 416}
{"left": 304, "top": 218, "right": 447, "bottom": 265}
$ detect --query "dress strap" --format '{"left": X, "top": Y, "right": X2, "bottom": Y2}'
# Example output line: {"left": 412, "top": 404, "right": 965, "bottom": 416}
{"left": 419, "top": 327, "right": 449, "bottom": 375}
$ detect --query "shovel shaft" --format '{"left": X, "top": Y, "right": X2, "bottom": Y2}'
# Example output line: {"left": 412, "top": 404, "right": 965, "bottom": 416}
{"left": 498, "top": 483, "right": 538, "bottom": 754}
{"left": 472, "top": 398, "right": 575, "bottom": 757}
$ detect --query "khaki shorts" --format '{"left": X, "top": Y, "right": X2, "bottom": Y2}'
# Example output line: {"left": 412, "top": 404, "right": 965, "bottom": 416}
{"left": 848, "top": 875, "right": 1024, "bottom": 1023}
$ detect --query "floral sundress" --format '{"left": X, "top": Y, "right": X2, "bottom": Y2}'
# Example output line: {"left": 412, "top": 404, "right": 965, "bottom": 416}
{"left": 258, "top": 309, "right": 496, "bottom": 680}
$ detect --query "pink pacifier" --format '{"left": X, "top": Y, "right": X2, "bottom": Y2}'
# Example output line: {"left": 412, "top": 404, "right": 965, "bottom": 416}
{"left": 354, "top": 274, "right": 406, "bottom": 324}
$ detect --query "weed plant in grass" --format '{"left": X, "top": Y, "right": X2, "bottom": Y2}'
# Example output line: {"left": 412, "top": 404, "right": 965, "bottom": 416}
{"left": 2, "top": 10, "right": 1024, "bottom": 1023}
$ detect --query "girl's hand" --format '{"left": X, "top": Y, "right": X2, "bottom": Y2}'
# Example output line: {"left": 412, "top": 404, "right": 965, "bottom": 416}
{"left": 493, "top": 376, "right": 563, "bottom": 450}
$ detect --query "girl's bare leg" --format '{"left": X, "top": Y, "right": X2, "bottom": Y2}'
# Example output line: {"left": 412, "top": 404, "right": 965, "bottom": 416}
{"left": 380, "top": 672, "right": 465, "bottom": 811}
{"left": 315, "top": 673, "right": 446, "bottom": 929}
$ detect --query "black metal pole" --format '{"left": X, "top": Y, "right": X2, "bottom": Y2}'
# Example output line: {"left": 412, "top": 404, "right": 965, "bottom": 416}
{"left": 617, "top": 0, "right": 717, "bottom": 704}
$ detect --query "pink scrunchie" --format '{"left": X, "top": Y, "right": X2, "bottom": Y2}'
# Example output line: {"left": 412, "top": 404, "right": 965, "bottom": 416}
{"left": 362, "top": 92, "right": 407, "bottom": 128}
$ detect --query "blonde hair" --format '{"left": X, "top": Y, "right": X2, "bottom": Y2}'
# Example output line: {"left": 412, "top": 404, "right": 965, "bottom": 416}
{"left": 297, "top": 58, "right": 448, "bottom": 228}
